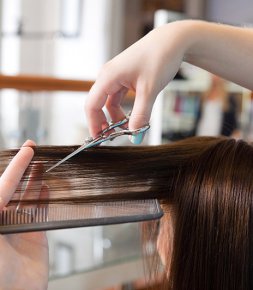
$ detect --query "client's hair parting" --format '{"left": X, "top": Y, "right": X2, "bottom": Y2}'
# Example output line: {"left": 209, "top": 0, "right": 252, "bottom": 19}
{"left": 0, "top": 136, "right": 252, "bottom": 289}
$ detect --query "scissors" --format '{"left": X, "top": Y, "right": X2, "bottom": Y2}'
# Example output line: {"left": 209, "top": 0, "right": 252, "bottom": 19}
{"left": 46, "top": 112, "right": 150, "bottom": 173}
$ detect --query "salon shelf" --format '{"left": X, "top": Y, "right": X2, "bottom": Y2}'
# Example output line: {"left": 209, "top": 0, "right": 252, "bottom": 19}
{"left": 148, "top": 77, "right": 245, "bottom": 145}
{"left": 0, "top": 74, "right": 135, "bottom": 101}
{"left": 0, "top": 74, "right": 94, "bottom": 92}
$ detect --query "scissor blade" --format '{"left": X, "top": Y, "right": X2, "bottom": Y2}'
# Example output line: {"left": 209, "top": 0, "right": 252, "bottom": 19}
{"left": 45, "top": 144, "right": 88, "bottom": 173}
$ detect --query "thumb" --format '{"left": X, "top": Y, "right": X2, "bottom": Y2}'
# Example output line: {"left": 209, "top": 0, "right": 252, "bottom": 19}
{"left": 0, "top": 141, "right": 34, "bottom": 210}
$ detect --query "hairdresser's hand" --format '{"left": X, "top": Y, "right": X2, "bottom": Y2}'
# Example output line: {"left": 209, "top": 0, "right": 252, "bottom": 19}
{"left": 86, "top": 21, "right": 192, "bottom": 143}
{"left": 86, "top": 20, "right": 253, "bottom": 142}
{"left": 0, "top": 140, "right": 49, "bottom": 290}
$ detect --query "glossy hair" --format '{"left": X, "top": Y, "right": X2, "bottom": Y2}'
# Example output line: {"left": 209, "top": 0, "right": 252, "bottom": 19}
{"left": 159, "top": 137, "right": 253, "bottom": 289}
{"left": 0, "top": 136, "right": 252, "bottom": 289}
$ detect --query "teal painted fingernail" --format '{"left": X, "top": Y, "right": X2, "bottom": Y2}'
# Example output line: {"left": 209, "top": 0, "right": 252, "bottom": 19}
{"left": 130, "top": 132, "right": 145, "bottom": 144}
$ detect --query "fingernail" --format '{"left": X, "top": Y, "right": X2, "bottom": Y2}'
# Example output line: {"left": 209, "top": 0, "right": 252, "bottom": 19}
{"left": 130, "top": 132, "right": 145, "bottom": 144}
{"left": 22, "top": 139, "right": 36, "bottom": 147}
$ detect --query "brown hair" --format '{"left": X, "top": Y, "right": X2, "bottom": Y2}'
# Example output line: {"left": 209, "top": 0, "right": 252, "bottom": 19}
{"left": 1, "top": 137, "right": 219, "bottom": 205}
{"left": 159, "top": 137, "right": 253, "bottom": 289}
{"left": 0, "top": 136, "right": 252, "bottom": 289}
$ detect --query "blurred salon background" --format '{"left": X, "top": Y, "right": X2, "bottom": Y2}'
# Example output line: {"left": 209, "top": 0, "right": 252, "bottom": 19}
{"left": 0, "top": 0, "right": 253, "bottom": 289}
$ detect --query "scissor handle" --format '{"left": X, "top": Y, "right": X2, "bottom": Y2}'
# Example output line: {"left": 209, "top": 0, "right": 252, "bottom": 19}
{"left": 102, "top": 124, "right": 150, "bottom": 142}
{"left": 102, "top": 112, "right": 131, "bottom": 134}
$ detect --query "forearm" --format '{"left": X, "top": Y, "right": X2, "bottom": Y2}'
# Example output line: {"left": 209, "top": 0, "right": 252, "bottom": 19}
{"left": 181, "top": 20, "right": 253, "bottom": 90}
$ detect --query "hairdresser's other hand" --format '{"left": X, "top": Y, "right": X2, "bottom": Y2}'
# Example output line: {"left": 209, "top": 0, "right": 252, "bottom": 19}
{"left": 86, "top": 20, "right": 253, "bottom": 142}
{"left": 0, "top": 140, "right": 49, "bottom": 290}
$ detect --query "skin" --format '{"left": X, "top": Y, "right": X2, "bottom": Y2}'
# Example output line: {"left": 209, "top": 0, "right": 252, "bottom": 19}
{"left": 0, "top": 140, "right": 49, "bottom": 290}
{"left": 157, "top": 206, "right": 175, "bottom": 276}
{"left": 85, "top": 20, "right": 253, "bottom": 138}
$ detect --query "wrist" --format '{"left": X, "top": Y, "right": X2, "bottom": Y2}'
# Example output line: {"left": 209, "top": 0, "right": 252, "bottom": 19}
{"left": 152, "top": 20, "right": 203, "bottom": 63}
{"left": 169, "top": 20, "right": 208, "bottom": 63}
{"left": 182, "top": 20, "right": 233, "bottom": 66}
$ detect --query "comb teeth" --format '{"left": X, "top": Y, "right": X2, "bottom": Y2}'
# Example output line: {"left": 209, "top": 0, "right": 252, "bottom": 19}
{"left": 0, "top": 199, "right": 163, "bottom": 234}
{"left": 0, "top": 207, "right": 48, "bottom": 225}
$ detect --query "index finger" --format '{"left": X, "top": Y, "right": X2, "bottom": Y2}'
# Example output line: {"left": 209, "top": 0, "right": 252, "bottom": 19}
{"left": 0, "top": 141, "right": 35, "bottom": 210}
{"left": 85, "top": 80, "right": 123, "bottom": 137}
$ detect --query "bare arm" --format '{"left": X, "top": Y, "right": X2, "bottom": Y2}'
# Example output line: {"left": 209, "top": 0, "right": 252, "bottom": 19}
{"left": 86, "top": 20, "right": 253, "bottom": 140}
{"left": 185, "top": 21, "right": 253, "bottom": 90}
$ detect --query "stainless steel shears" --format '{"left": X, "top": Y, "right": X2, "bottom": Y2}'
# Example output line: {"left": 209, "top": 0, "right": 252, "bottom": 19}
{"left": 46, "top": 113, "right": 150, "bottom": 173}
